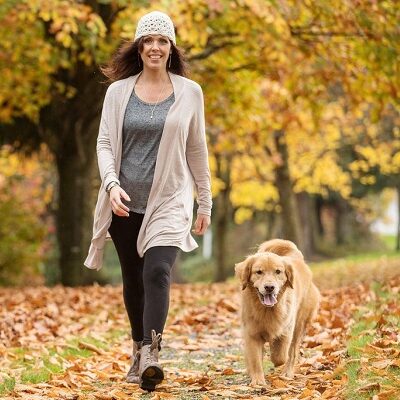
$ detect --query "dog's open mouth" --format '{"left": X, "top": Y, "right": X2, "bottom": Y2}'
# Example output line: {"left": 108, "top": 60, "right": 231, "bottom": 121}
{"left": 258, "top": 292, "right": 277, "bottom": 307}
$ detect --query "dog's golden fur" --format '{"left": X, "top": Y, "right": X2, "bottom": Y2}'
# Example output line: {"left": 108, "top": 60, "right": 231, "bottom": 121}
{"left": 235, "top": 239, "right": 320, "bottom": 385}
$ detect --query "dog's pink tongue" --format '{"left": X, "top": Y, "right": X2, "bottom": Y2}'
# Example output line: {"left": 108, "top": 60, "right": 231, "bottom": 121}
{"left": 263, "top": 294, "right": 277, "bottom": 307}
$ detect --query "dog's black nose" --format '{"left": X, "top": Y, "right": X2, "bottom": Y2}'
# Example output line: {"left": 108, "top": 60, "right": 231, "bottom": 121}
{"left": 264, "top": 285, "right": 275, "bottom": 293}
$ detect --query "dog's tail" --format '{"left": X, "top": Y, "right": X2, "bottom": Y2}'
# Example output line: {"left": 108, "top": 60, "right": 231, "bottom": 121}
{"left": 257, "top": 239, "right": 303, "bottom": 260}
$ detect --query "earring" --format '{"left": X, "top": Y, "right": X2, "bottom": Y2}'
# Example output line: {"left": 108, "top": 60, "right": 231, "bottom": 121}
{"left": 138, "top": 54, "right": 141, "bottom": 67}
{"left": 168, "top": 53, "right": 172, "bottom": 68}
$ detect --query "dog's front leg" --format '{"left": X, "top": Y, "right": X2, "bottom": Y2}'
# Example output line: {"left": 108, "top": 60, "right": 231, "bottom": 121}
{"left": 244, "top": 334, "right": 266, "bottom": 386}
{"left": 282, "top": 320, "right": 304, "bottom": 378}
{"left": 270, "top": 334, "right": 291, "bottom": 367}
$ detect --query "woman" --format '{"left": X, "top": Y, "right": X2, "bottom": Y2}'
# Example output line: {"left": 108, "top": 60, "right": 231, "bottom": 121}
{"left": 84, "top": 11, "right": 212, "bottom": 392}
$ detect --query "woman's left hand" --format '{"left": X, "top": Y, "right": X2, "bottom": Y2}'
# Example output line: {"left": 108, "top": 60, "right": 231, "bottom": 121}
{"left": 192, "top": 213, "right": 211, "bottom": 235}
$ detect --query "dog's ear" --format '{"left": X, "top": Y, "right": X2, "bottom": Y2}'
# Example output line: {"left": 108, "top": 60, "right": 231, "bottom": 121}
{"left": 235, "top": 257, "right": 253, "bottom": 290}
{"left": 283, "top": 258, "right": 294, "bottom": 289}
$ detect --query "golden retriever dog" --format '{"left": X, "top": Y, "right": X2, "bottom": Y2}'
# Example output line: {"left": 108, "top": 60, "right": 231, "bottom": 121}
{"left": 235, "top": 239, "right": 320, "bottom": 385}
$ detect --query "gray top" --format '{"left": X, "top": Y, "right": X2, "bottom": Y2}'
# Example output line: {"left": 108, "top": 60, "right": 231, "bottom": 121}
{"left": 85, "top": 73, "right": 212, "bottom": 270}
{"left": 119, "top": 89, "right": 175, "bottom": 213}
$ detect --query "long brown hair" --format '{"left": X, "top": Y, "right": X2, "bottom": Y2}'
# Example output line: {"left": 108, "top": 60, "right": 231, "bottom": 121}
{"left": 100, "top": 38, "right": 188, "bottom": 83}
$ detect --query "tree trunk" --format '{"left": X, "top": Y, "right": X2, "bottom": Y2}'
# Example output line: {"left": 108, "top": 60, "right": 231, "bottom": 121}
{"left": 396, "top": 184, "right": 400, "bottom": 251}
{"left": 265, "top": 211, "right": 280, "bottom": 239}
{"left": 55, "top": 147, "right": 98, "bottom": 286}
{"left": 315, "top": 196, "right": 325, "bottom": 237}
{"left": 213, "top": 154, "right": 231, "bottom": 282}
{"left": 274, "top": 132, "right": 303, "bottom": 251}
{"left": 42, "top": 65, "right": 106, "bottom": 286}
{"left": 334, "top": 197, "right": 351, "bottom": 246}
{"left": 297, "top": 192, "right": 317, "bottom": 259}
{"left": 214, "top": 192, "right": 228, "bottom": 282}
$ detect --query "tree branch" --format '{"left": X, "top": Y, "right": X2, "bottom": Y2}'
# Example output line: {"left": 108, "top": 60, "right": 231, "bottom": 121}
{"left": 289, "top": 26, "right": 372, "bottom": 39}
{"left": 187, "top": 32, "right": 242, "bottom": 61}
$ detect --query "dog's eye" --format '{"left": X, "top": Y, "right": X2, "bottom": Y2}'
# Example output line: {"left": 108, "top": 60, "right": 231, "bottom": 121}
{"left": 256, "top": 270, "right": 263, "bottom": 275}
{"left": 275, "top": 269, "right": 281, "bottom": 274}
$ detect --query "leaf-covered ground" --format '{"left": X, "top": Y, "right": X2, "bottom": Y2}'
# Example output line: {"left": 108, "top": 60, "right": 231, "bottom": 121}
{"left": 1, "top": 271, "right": 399, "bottom": 399}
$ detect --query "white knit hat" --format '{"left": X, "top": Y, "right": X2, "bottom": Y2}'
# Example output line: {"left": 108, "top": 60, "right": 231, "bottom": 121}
{"left": 134, "top": 11, "right": 176, "bottom": 45}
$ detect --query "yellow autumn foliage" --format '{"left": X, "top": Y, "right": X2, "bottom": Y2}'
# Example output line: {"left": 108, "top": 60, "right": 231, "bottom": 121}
{"left": 0, "top": 0, "right": 398, "bottom": 229}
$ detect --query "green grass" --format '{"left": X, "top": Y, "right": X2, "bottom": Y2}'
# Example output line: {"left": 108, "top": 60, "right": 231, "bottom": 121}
{"left": 60, "top": 346, "right": 93, "bottom": 358}
{"left": 345, "top": 361, "right": 361, "bottom": 393}
{"left": 310, "top": 251, "right": 400, "bottom": 290}
{"left": 21, "top": 369, "right": 51, "bottom": 384}
{"left": 371, "top": 280, "right": 393, "bottom": 301}
{"left": 381, "top": 234, "right": 397, "bottom": 249}
{"left": 1, "top": 334, "right": 114, "bottom": 396}
{"left": 12, "top": 347, "right": 27, "bottom": 355}
{"left": 0, "top": 377, "right": 15, "bottom": 396}
{"left": 344, "top": 281, "right": 400, "bottom": 400}
{"left": 344, "top": 319, "right": 376, "bottom": 399}
{"left": 347, "top": 322, "right": 375, "bottom": 358}
{"left": 310, "top": 249, "right": 399, "bottom": 269}
{"left": 104, "top": 328, "right": 128, "bottom": 341}
{"left": 68, "top": 335, "right": 108, "bottom": 349}
{"left": 309, "top": 234, "right": 399, "bottom": 267}
{"left": 43, "top": 358, "right": 64, "bottom": 373}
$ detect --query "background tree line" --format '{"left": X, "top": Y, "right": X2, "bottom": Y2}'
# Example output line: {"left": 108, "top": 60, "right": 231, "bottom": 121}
{"left": 0, "top": 0, "right": 399, "bottom": 286}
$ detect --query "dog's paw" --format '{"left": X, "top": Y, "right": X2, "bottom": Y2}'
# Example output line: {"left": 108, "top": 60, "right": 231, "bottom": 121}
{"left": 250, "top": 377, "right": 266, "bottom": 387}
{"left": 280, "top": 367, "right": 294, "bottom": 379}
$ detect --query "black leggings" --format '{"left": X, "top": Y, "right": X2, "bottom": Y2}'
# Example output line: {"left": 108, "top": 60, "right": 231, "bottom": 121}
{"left": 108, "top": 211, "right": 178, "bottom": 346}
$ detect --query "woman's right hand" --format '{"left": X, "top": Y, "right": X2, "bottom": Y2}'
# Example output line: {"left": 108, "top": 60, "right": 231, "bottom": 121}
{"left": 110, "top": 186, "right": 131, "bottom": 217}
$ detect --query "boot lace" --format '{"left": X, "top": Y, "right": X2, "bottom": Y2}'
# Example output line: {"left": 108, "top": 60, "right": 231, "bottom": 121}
{"left": 145, "top": 330, "right": 162, "bottom": 362}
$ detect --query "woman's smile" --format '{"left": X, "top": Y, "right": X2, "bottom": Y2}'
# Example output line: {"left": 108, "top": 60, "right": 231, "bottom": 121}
{"left": 140, "top": 34, "right": 171, "bottom": 68}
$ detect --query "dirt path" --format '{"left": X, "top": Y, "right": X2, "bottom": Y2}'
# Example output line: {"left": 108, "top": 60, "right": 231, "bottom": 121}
{"left": 0, "top": 280, "right": 390, "bottom": 399}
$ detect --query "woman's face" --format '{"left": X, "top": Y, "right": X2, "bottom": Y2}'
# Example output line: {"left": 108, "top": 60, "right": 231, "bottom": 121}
{"left": 139, "top": 34, "right": 172, "bottom": 71}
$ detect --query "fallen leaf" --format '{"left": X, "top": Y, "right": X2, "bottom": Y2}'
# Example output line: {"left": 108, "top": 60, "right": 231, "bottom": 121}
{"left": 356, "top": 382, "right": 380, "bottom": 392}
{"left": 271, "top": 378, "right": 287, "bottom": 388}
{"left": 78, "top": 341, "right": 106, "bottom": 355}
{"left": 371, "top": 359, "right": 392, "bottom": 369}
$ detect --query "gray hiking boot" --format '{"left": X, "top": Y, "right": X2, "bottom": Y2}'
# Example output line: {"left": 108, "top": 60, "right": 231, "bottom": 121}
{"left": 139, "top": 330, "right": 163, "bottom": 391}
{"left": 126, "top": 340, "right": 142, "bottom": 384}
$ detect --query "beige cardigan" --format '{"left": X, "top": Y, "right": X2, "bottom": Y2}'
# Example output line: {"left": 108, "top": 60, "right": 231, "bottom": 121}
{"left": 84, "top": 72, "right": 212, "bottom": 270}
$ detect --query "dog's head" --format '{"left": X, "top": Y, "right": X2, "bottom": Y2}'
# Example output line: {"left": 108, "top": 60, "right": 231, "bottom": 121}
{"left": 235, "top": 253, "right": 294, "bottom": 307}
